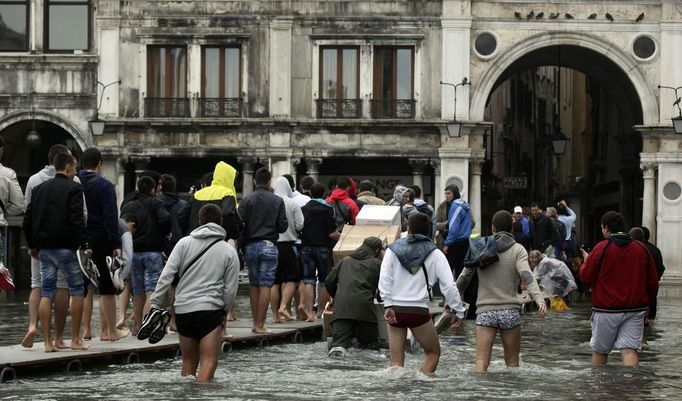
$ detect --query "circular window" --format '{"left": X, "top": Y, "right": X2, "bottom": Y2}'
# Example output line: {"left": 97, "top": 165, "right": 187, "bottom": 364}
{"left": 633, "top": 35, "right": 656, "bottom": 60}
{"left": 663, "top": 181, "right": 682, "bottom": 201}
{"left": 474, "top": 33, "right": 497, "bottom": 57}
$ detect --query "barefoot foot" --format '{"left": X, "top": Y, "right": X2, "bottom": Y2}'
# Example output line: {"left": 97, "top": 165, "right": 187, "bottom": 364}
{"left": 44, "top": 342, "right": 59, "bottom": 353}
{"left": 109, "top": 327, "right": 131, "bottom": 342}
{"left": 297, "top": 305, "right": 308, "bottom": 321}
{"left": 278, "top": 309, "right": 294, "bottom": 322}
{"left": 227, "top": 312, "right": 237, "bottom": 322}
{"left": 54, "top": 340, "right": 70, "bottom": 350}
{"left": 70, "top": 340, "right": 91, "bottom": 350}
{"left": 21, "top": 329, "right": 37, "bottom": 348}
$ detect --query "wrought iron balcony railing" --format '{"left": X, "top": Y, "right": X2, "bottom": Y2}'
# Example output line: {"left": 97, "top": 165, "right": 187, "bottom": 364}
{"left": 144, "top": 98, "right": 190, "bottom": 118}
{"left": 198, "top": 97, "right": 243, "bottom": 118}
{"left": 370, "top": 99, "right": 416, "bottom": 119}
{"left": 315, "top": 99, "right": 363, "bottom": 119}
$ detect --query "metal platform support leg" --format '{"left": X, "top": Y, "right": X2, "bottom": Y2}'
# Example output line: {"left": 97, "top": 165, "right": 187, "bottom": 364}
{"left": 221, "top": 341, "right": 232, "bottom": 354}
{"left": 292, "top": 331, "right": 303, "bottom": 343}
{"left": 65, "top": 359, "right": 82, "bottom": 373}
{"left": 125, "top": 352, "right": 140, "bottom": 364}
{"left": 258, "top": 338, "right": 269, "bottom": 348}
{"left": 0, "top": 367, "right": 16, "bottom": 383}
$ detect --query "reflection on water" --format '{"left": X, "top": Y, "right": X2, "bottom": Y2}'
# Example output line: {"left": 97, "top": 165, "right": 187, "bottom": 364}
{"left": 1, "top": 292, "right": 682, "bottom": 400}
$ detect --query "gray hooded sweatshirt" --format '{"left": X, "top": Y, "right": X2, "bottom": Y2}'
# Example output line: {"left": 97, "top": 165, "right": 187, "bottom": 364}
{"left": 150, "top": 223, "right": 239, "bottom": 314}
{"left": 273, "top": 177, "right": 304, "bottom": 242}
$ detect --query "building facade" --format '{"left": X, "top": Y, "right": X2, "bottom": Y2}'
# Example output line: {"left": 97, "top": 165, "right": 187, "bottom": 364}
{"left": 1, "top": 0, "right": 682, "bottom": 294}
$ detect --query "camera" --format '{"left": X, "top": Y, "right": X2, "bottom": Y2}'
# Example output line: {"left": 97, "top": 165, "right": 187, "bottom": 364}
{"left": 579, "top": 243, "right": 591, "bottom": 253}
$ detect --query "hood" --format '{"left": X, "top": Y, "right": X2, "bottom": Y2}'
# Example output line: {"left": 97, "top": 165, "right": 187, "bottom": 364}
{"left": 160, "top": 192, "right": 182, "bottom": 207}
{"left": 392, "top": 185, "right": 408, "bottom": 204}
{"left": 453, "top": 198, "right": 470, "bottom": 211}
{"left": 608, "top": 232, "right": 632, "bottom": 247}
{"left": 38, "top": 165, "right": 56, "bottom": 181}
{"left": 348, "top": 178, "right": 358, "bottom": 197}
{"left": 78, "top": 170, "right": 98, "bottom": 186}
{"left": 307, "top": 199, "right": 333, "bottom": 214}
{"left": 190, "top": 222, "right": 227, "bottom": 240}
{"left": 388, "top": 234, "right": 438, "bottom": 275}
{"left": 328, "top": 188, "right": 349, "bottom": 202}
{"left": 493, "top": 231, "right": 516, "bottom": 252}
{"left": 414, "top": 199, "right": 427, "bottom": 207}
{"left": 273, "top": 176, "right": 293, "bottom": 198}
{"left": 194, "top": 162, "right": 237, "bottom": 202}
{"left": 350, "top": 244, "right": 378, "bottom": 260}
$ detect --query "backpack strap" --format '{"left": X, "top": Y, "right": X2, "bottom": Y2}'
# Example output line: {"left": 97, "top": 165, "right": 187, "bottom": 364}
{"left": 420, "top": 264, "right": 433, "bottom": 301}
{"left": 177, "top": 238, "right": 223, "bottom": 283}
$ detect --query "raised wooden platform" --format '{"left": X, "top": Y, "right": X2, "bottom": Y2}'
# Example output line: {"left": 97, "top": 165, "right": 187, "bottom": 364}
{"left": 0, "top": 319, "right": 323, "bottom": 383}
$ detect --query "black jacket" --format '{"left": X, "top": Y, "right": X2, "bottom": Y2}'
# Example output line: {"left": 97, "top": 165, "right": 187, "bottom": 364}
{"left": 24, "top": 174, "right": 87, "bottom": 250}
{"left": 301, "top": 199, "right": 337, "bottom": 248}
{"left": 159, "top": 192, "right": 188, "bottom": 248}
{"left": 177, "top": 195, "right": 242, "bottom": 240}
{"left": 237, "top": 187, "right": 287, "bottom": 243}
{"left": 530, "top": 214, "right": 553, "bottom": 253}
{"left": 120, "top": 192, "right": 171, "bottom": 252}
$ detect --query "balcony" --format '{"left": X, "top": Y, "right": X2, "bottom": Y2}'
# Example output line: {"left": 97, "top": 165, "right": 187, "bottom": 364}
{"left": 315, "top": 99, "right": 363, "bottom": 119}
{"left": 144, "top": 98, "right": 190, "bottom": 118}
{"left": 198, "top": 98, "right": 243, "bottom": 118}
{"left": 371, "top": 99, "right": 416, "bottom": 119}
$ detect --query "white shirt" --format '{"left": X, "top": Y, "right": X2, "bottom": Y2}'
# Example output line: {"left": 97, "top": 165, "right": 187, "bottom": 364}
{"left": 379, "top": 247, "right": 465, "bottom": 318}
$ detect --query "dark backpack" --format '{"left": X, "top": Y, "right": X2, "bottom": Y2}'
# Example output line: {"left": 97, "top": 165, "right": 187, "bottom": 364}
{"left": 551, "top": 219, "right": 566, "bottom": 246}
{"left": 415, "top": 202, "right": 433, "bottom": 219}
{"left": 330, "top": 201, "right": 351, "bottom": 232}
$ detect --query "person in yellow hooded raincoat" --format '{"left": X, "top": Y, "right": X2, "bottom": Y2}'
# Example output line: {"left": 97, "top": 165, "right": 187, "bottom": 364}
{"left": 178, "top": 162, "right": 243, "bottom": 240}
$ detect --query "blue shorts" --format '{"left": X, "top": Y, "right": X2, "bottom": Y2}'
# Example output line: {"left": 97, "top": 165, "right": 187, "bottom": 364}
{"left": 244, "top": 240, "right": 278, "bottom": 288}
{"left": 301, "top": 246, "right": 332, "bottom": 285}
{"left": 131, "top": 252, "right": 165, "bottom": 295}
{"left": 39, "top": 249, "right": 84, "bottom": 299}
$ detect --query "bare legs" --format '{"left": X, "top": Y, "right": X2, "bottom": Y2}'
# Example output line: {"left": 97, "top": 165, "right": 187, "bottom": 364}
{"left": 99, "top": 294, "right": 130, "bottom": 341}
{"left": 299, "top": 283, "right": 315, "bottom": 322}
{"left": 82, "top": 290, "right": 94, "bottom": 339}
{"left": 278, "top": 282, "right": 296, "bottom": 321}
{"left": 117, "top": 279, "right": 132, "bottom": 329}
{"left": 316, "top": 286, "right": 330, "bottom": 319}
{"left": 53, "top": 289, "right": 70, "bottom": 348}
{"left": 387, "top": 322, "right": 441, "bottom": 374}
{"left": 179, "top": 325, "right": 222, "bottom": 382}
{"left": 69, "top": 296, "right": 89, "bottom": 350}
{"left": 38, "top": 295, "right": 88, "bottom": 352}
{"left": 475, "top": 326, "right": 521, "bottom": 373}
{"left": 270, "top": 284, "right": 282, "bottom": 323}
{"left": 592, "top": 349, "right": 639, "bottom": 367}
{"left": 21, "top": 288, "right": 41, "bottom": 348}
{"left": 250, "top": 287, "right": 272, "bottom": 333}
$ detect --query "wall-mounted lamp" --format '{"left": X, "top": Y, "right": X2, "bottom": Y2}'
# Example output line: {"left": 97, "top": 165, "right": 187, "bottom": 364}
{"left": 90, "top": 80, "right": 121, "bottom": 136}
{"left": 551, "top": 131, "right": 569, "bottom": 156}
{"left": 658, "top": 85, "right": 682, "bottom": 134}
{"left": 440, "top": 77, "right": 471, "bottom": 137}
{"left": 26, "top": 92, "right": 41, "bottom": 147}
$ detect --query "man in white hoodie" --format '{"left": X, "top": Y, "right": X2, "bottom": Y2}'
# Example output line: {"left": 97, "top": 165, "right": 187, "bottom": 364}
{"left": 150, "top": 204, "right": 239, "bottom": 382}
{"left": 271, "top": 177, "right": 304, "bottom": 322}
{"left": 21, "top": 144, "right": 80, "bottom": 348}
{"left": 379, "top": 213, "right": 465, "bottom": 373}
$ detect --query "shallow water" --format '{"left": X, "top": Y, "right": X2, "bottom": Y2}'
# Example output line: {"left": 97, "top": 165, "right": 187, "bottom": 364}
{"left": 1, "top": 292, "right": 681, "bottom": 400}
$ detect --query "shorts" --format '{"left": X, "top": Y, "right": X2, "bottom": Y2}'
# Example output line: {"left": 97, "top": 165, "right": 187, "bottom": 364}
{"left": 476, "top": 309, "right": 522, "bottom": 330}
{"left": 590, "top": 310, "right": 646, "bottom": 354}
{"left": 244, "top": 240, "right": 278, "bottom": 288}
{"left": 275, "top": 242, "right": 299, "bottom": 284}
{"left": 91, "top": 242, "right": 117, "bottom": 295}
{"left": 388, "top": 306, "right": 432, "bottom": 329}
{"left": 31, "top": 256, "right": 68, "bottom": 289}
{"left": 301, "top": 246, "right": 332, "bottom": 285}
{"left": 131, "top": 252, "right": 165, "bottom": 295}
{"left": 176, "top": 309, "right": 225, "bottom": 340}
{"left": 38, "top": 249, "right": 85, "bottom": 299}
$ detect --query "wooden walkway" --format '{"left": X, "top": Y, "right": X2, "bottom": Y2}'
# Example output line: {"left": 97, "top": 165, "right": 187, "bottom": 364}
{"left": 0, "top": 319, "right": 323, "bottom": 383}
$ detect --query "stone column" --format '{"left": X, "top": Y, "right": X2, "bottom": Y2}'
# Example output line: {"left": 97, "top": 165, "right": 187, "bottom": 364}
{"left": 291, "top": 157, "right": 301, "bottom": 182}
{"left": 469, "top": 159, "right": 484, "bottom": 234}
{"left": 431, "top": 159, "right": 441, "bottom": 205}
{"left": 270, "top": 157, "right": 292, "bottom": 179}
{"left": 306, "top": 158, "right": 322, "bottom": 182}
{"left": 238, "top": 157, "right": 256, "bottom": 197}
{"left": 268, "top": 18, "right": 293, "bottom": 117}
{"left": 409, "top": 159, "right": 429, "bottom": 191}
{"left": 641, "top": 162, "right": 657, "bottom": 242}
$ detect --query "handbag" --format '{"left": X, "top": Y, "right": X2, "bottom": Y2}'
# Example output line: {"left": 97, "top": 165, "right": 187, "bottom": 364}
{"left": 0, "top": 262, "right": 16, "bottom": 291}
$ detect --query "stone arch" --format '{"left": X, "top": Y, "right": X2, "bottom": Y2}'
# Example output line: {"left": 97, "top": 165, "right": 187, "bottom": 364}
{"left": 469, "top": 31, "right": 659, "bottom": 125}
{"left": 0, "top": 110, "right": 89, "bottom": 151}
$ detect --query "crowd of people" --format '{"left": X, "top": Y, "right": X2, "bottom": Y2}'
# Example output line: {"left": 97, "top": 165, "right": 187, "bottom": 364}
{"left": 0, "top": 142, "right": 665, "bottom": 380}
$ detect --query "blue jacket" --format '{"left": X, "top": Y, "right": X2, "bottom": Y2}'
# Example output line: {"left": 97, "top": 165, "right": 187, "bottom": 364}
{"left": 444, "top": 199, "right": 471, "bottom": 246}
{"left": 78, "top": 170, "right": 121, "bottom": 248}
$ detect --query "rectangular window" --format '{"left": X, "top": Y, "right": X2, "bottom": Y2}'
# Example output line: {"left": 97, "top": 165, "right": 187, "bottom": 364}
{"left": 317, "top": 47, "right": 360, "bottom": 118}
{"left": 45, "top": 0, "right": 90, "bottom": 51}
{"left": 200, "top": 46, "right": 242, "bottom": 117}
{"left": 146, "top": 46, "right": 189, "bottom": 117}
{"left": 372, "top": 47, "right": 415, "bottom": 118}
{"left": 0, "top": 0, "right": 29, "bottom": 51}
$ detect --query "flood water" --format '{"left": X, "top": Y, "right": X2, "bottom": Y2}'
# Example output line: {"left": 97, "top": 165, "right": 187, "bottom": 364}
{"left": 1, "top": 291, "right": 681, "bottom": 400}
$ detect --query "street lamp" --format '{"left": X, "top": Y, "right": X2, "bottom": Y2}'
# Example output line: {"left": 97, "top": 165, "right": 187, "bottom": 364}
{"left": 658, "top": 85, "right": 682, "bottom": 134}
{"left": 551, "top": 130, "right": 568, "bottom": 156}
{"left": 440, "top": 77, "right": 471, "bottom": 137}
{"left": 90, "top": 80, "right": 121, "bottom": 136}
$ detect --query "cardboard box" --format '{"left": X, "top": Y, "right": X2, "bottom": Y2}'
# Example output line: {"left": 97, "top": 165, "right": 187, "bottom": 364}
{"left": 355, "top": 205, "right": 401, "bottom": 226}
{"left": 332, "top": 224, "right": 401, "bottom": 263}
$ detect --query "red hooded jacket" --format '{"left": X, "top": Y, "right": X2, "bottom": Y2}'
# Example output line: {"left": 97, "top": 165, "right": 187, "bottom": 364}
{"left": 580, "top": 234, "right": 658, "bottom": 313}
{"left": 326, "top": 189, "right": 359, "bottom": 225}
